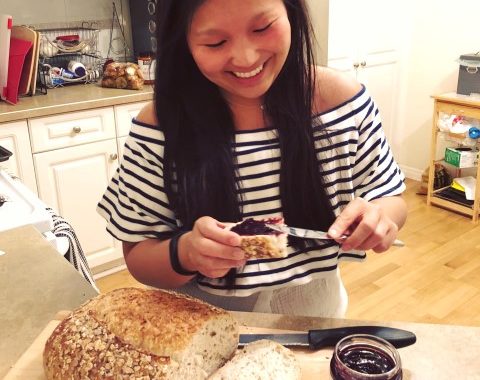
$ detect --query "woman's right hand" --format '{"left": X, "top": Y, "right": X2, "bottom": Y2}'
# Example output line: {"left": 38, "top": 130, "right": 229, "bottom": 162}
{"left": 178, "top": 216, "right": 246, "bottom": 278}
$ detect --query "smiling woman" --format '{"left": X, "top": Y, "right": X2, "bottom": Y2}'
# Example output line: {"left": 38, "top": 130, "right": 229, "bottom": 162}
{"left": 96, "top": 0, "right": 407, "bottom": 318}
{"left": 187, "top": 0, "right": 291, "bottom": 106}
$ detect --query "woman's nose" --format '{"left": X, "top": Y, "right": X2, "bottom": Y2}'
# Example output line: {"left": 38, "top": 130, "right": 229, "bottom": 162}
{"left": 230, "top": 38, "right": 260, "bottom": 68}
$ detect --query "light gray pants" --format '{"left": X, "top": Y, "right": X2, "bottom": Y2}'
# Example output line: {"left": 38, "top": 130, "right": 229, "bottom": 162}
{"left": 177, "top": 269, "right": 348, "bottom": 318}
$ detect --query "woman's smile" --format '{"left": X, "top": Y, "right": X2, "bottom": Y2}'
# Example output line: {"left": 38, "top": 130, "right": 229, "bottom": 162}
{"left": 231, "top": 63, "right": 264, "bottom": 78}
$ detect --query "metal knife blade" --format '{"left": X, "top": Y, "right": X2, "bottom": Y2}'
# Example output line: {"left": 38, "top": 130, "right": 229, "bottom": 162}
{"left": 239, "top": 326, "right": 416, "bottom": 350}
{"left": 266, "top": 224, "right": 405, "bottom": 247}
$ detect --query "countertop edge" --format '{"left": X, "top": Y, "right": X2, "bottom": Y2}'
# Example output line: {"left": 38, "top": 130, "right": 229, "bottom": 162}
{"left": 0, "top": 85, "right": 154, "bottom": 123}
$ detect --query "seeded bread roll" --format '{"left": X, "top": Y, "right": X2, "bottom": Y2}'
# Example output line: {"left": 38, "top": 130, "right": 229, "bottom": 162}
{"left": 43, "top": 288, "right": 239, "bottom": 380}
{"left": 228, "top": 218, "right": 288, "bottom": 259}
{"left": 209, "top": 339, "right": 301, "bottom": 380}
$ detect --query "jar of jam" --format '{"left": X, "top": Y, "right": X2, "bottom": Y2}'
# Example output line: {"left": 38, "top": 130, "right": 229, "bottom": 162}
{"left": 330, "top": 334, "right": 402, "bottom": 380}
{"left": 137, "top": 53, "right": 155, "bottom": 84}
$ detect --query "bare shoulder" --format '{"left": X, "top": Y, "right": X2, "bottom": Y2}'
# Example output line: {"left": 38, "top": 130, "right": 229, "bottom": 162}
{"left": 135, "top": 101, "right": 158, "bottom": 126}
{"left": 313, "top": 66, "right": 363, "bottom": 114}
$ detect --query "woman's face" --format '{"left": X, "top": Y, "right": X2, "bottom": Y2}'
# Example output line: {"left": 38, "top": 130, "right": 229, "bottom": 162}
{"left": 187, "top": 0, "right": 291, "bottom": 105}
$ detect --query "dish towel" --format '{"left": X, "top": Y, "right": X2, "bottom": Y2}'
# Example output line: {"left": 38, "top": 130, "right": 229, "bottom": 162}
{"left": 46, "top": 207, "right": 99, "bottom": 293}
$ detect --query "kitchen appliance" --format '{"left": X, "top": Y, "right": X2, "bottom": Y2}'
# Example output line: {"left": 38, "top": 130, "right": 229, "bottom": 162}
{"left": 128, "top": 0, "right": 157, "bottom": 57}
{"left": 0, "top": 148, "right": 67, "bottom": 254}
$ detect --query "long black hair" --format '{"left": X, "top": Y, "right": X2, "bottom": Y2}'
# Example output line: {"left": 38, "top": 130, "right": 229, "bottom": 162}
{"left": 155, "top": 0, "right": 335, "bottom": 240}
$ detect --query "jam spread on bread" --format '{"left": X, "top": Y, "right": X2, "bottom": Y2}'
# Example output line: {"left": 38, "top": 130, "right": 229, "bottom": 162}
{"left": 230, "top": 217, "right": 284, "bottom": 236}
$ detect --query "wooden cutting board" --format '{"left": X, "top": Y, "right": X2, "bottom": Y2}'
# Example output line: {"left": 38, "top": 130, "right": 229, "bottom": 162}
{"left": 29, "top": 30, "right": 40, "bottom": 95}
{"left": 11, "top": 26, "right": 37, "bottom": 96}
{"left": 4, "top": 311, "right": 333, "bottom": 379}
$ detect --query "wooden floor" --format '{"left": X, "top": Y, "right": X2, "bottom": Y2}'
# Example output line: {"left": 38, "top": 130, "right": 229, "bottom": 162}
{"left": 97, "top": 179, "right": 480, "bottom": 327}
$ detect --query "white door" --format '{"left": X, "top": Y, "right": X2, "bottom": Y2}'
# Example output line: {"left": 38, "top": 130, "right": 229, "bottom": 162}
{"left": 357, "top": 56, "right": 399, "bottom": 145}
{"left": 34, "top": 139, "right": 121, "bottom": 269}
{"left": 328, "top": 0, "right": 401, "bottom": 149}
{"left": 0, "top": 120, "right": 38, "bottom": 194}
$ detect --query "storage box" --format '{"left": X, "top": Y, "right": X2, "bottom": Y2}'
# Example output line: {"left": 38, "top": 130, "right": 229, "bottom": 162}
{"left": 457, "top": 53, "right": 480, "bottom": 95}
{"left": 444, "top": 147, "right": 478, "bottom": 168}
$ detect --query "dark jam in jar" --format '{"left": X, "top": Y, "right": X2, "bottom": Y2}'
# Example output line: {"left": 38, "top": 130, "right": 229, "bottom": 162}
{"left": 330, "top": 335, "right": 402, "bottom": 380}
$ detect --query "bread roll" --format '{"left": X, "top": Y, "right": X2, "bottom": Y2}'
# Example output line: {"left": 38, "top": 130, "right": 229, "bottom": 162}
{"left": 101, "top": 62, "right": 144, "bottom": 90}
{"left": 43, "top": 288, "right": 239, "bottom": 379}
{"left": 209, "top": 339, "right": 301, "bottom": 380}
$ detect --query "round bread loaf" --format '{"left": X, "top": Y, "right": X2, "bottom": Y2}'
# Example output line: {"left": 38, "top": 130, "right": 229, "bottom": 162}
{"left": 43, "top": 287, "right": 239, "bottom": 380}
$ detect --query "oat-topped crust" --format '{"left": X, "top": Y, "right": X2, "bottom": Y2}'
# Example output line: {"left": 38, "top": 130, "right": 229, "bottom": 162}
{"left": 43, "top": 309, "right": 176, "bottom": 379}
{"left": 90, "top": 288, "right": 229, "bottom": 356}
{"left": 43, "top": 287, "right": 238, "bottom": 380}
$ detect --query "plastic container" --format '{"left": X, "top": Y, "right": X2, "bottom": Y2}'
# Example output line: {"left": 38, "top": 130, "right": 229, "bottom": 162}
{"left": 330, "top": 334, "right": 402, "bottom": 380}
{"left": 444, "top": 147, "right": 478, "bottom": 168}
{"left": 67, "top": 60, "right": 86, "bottom": 78}
{"left": 457, "top": 53, "right": 480, "bottom": 96}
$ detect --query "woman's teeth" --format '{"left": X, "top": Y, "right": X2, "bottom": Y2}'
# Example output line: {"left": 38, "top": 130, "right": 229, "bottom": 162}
{"left": 232, "top": 64, "right": 264, "bottom": 78}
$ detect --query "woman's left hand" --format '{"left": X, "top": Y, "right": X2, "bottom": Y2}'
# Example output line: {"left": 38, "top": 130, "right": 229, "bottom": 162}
{"left": 327, "top": 197, "right": 400, "bottom": 253}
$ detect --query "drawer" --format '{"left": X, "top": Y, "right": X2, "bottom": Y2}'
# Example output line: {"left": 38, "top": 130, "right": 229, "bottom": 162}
{"left": 436, "top": 101, "right": 480, "bottom": 120}
{"left": 28, "top": 107, "right": 116, "bottom": 153}
{"left": 114, "top": 101, "right": 149, "bottom": 137}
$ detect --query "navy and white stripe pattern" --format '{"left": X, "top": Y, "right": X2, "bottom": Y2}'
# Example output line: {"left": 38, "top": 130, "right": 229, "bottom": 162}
{"left": 47, "top": 208, "right": 99, "bottom": 293}
{"left": 97, "top": 86, "right": 405, "bottom": 296}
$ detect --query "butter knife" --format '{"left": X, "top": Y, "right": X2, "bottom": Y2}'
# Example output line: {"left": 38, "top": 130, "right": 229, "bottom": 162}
{"left": 239, "top": 326, "right": 416, "bottom": 349}
{"left": 267, "top": 224, "right": 405, "bottom": 247}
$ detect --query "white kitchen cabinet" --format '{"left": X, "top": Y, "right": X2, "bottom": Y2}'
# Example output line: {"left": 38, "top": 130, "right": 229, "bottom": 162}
{"left": 25, "top": 101, "right": 148, "bottom": 277}
{"left": 114, "top": 101, "right": 148, "bottom": 161}
{"left": 327, "top": 0, "right": 401, "bottom": 145}
{"left": 0, "top": 120, "right": 38, "bottom": 194}
{"left": 33, "top": 139, "right": 122, "bottom": 271}
{"left": 114, "top": 101, "right": 149, "bottom": 137}
{"left": 117, "top": 136, "right": 127, "bottom": 160}
{"left": 28, "top": 107, "right": 116, "bottom": 153}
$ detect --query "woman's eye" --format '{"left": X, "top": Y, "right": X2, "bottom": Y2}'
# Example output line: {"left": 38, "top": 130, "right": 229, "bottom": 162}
{"left": 205, "top": 40, "right": 226, "bottom": 48}
{"left": 254, "top": 21, "right": 274, "bottom": 33}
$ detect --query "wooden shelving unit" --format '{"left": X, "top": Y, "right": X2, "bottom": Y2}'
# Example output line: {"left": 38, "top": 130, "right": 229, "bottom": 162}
{"left": 427, "top": 93, "right": 480, "bottom": 222}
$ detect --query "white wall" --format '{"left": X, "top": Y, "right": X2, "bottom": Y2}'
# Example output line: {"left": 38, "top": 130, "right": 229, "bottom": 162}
{"left": 397, "top": 0, "right": 480, "bottom": 180}
{"left": 306, "top": 0, "right": 329, "bottom": 66}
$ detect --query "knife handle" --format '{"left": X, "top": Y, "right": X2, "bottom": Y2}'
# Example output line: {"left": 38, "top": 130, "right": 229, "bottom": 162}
{"left": 308, "top": 326, "right": 416, "bottom": 350}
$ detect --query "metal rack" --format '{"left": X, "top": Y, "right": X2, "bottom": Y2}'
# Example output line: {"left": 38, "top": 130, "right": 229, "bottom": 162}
{"left": 36, "top": 25, "right": 105, "bottom": 88}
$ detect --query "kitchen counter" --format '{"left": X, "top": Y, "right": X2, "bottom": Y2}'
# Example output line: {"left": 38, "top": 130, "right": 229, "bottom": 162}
{"left": 0, "top": 83, "right": 154, "bottom": 123}
{"left": 0, "top": 225, "right": 98, "bottom": 378}
{"left": 2, "top": 226, "right": 480, "bottom": 379}
{"left": 232, "top": 311, "right": 480, "bottom": 379}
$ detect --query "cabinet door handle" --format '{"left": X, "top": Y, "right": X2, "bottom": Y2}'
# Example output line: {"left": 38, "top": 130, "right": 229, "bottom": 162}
{"left": 72, "top": 126, "right": 82, "bottom": 133}
{"left": 353, "top": 62, "right": 360, "bottom": 69}
{"left": 360, "top": 61, "right": 366, "bottom": 67}
{"left": 110, "top": 153, "right": 118, "bottom": 161}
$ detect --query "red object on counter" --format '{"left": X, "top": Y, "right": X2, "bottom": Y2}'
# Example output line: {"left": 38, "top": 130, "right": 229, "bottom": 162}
{"left": 0, "top": 15, "right": 13, "bottom": 102}
{"left": 5, "top": 37, "right": 32, "bottom": 104}
{"left": 56, "top": 34, "right": 79, "bottom": 41}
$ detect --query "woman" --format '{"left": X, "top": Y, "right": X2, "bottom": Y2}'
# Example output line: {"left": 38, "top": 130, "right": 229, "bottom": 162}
{"left": 97, "top": 0, "right": 407, "bottom": 317}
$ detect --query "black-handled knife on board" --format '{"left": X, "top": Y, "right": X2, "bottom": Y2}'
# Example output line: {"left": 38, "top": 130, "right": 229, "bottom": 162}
{"left": 239, "top": 326, "right": 416, "bottom": 350}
